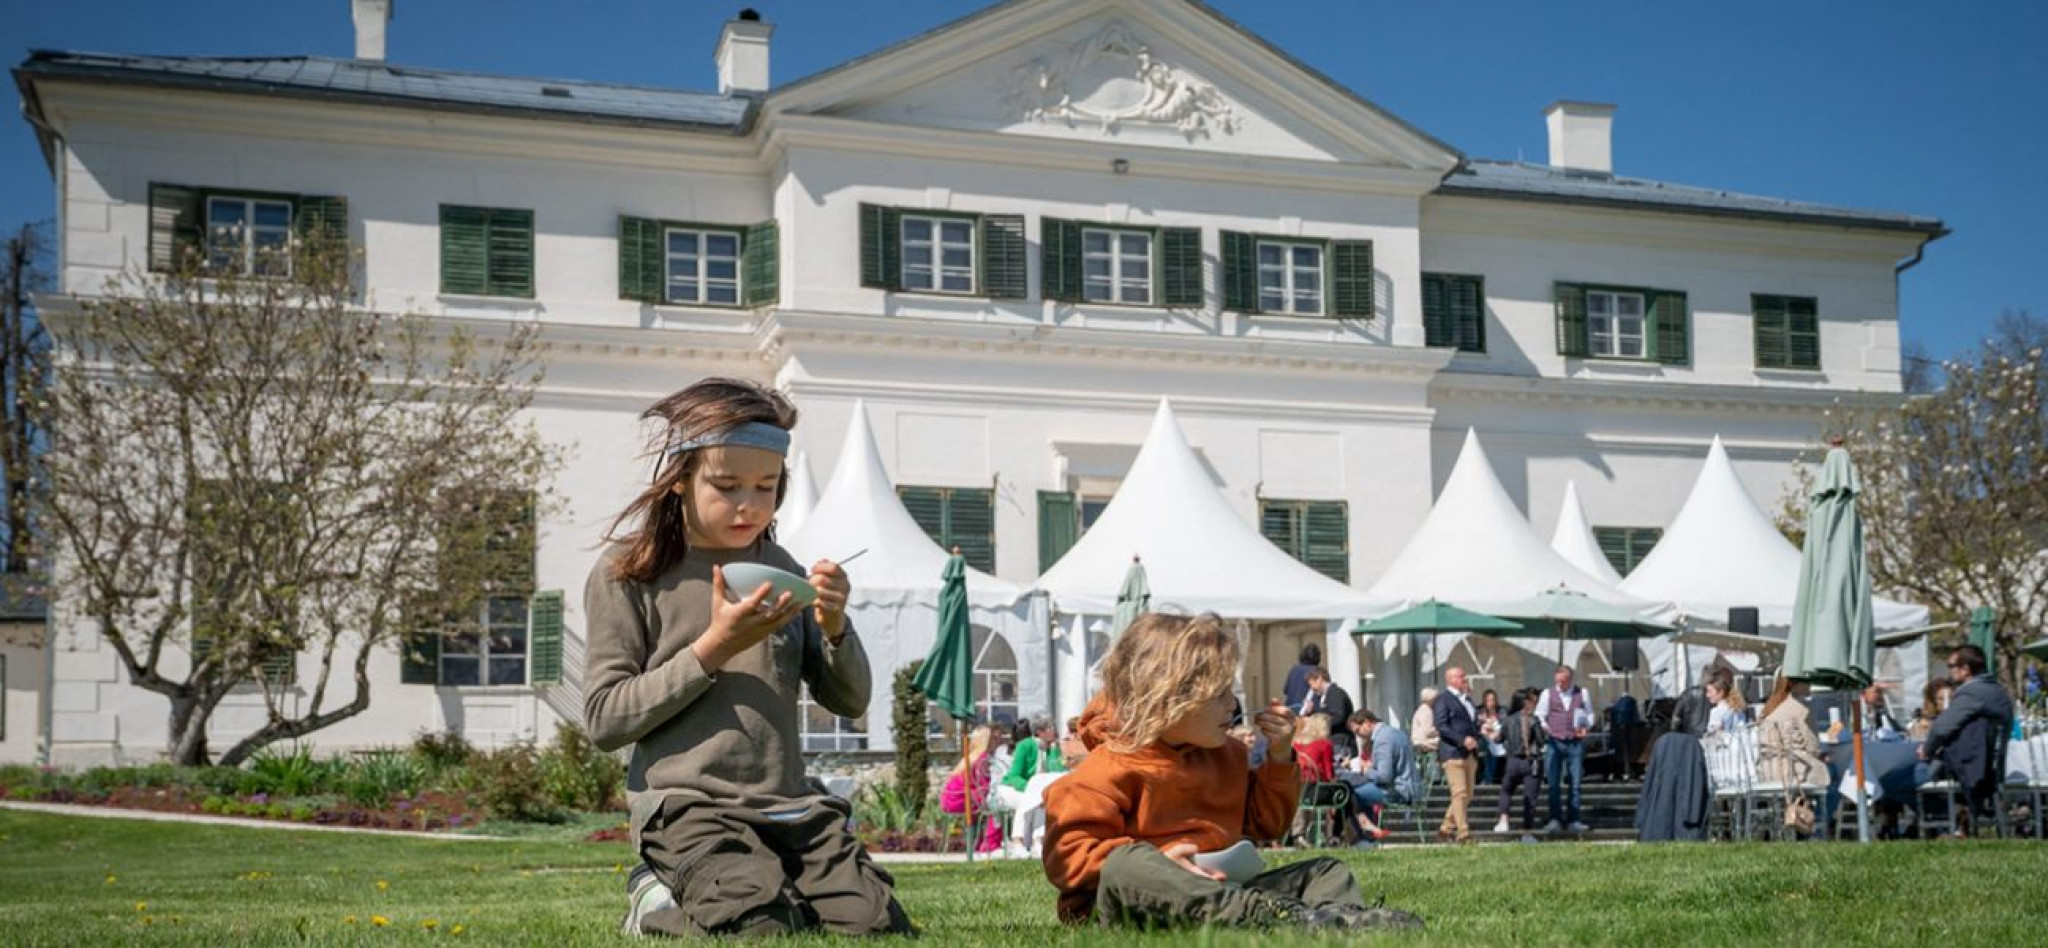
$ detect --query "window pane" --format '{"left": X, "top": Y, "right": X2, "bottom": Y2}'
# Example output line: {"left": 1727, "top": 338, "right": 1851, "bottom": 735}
{"left": 487, "top": 597, "right": 525, "bottom": 625}
{"left": 1084, "top": 257, "right": 1111, "bottom": 279}
{"left": 941, "top": 272, "right": 973, "bottom": 292}
{"left": 1260, "top": 291, "right": 1285, "bottom": 311}
{"left": 253, "top": 202, "right": 292, "bottom": 228}
{"left": 668, "top": 231, "right": 699, "bottom": 255}
{"left": 1293, "top": 271, "right": 1318, "bottom": 293}
{"left": 668, "top": 257, "right": 698, "bottom": 280}
{"left": 940, "top": 220, "right": 972, "bottom": 243}
{"left": 1292, "top": 246, "right": 1320, "bottom": 268}
{"left": 1257, "top": 244, "right": 1283, "bottom": 265}
{"left": 1083, "top": 282, "right": 1111, "bottom": 302}
{"left": 1618, "top": 295, "right": 1644, "bottom": 317}
{"left": 1084, "top": 231, "right": 1111, "bottom": 253}
{"left": 901, "top": 243, "right": 931, "bottom": 267}
{"left": 1618, "top": 317, "right": 1644, "bottom": 339}
{"left": 1589, "top": 293, "right": 1612, "bottom": 316}
{"left": 1619, "top": 337, "right": 1643, "bottom": 358}
{"left": 488, "top": 657, "right": 526, "bottom": 686}
{"left": 1125, "top": 283, "right": 1151, "bottom": 304}
{"left": 902, "top": 218, "right": 931, "bottom": 241}
{"left": 1124, "top": 259, "right": 1149, "bottom": 280}
{"left": 903, "top": 267, "right": 934, "bottom": 290}
{"left": 1120, "top": 233, "right": 1149, "bottom": 256}
{"left": 210, "top": 200, "right": 247, "bottom": 226}
{"left": 707, "top": 259, "right": 737, "bottom": 280}
{"left": 707, "top": 283, "right": 738, "bottom": 304}
{"left": 440, "top": 656, "right": 481, "bottom": 687}
{"left": 442, "top": 631, "right": 480, "bottom": 656}
{"left": 705, "top": 233, "right": 739, "bottom": 257}
{"left": 1258, "top": 269, "right": 1284, "bottom": 290}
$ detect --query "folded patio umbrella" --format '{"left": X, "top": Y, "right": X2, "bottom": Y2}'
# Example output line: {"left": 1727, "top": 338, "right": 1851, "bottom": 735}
{"left": 1968, "top": 606, "right": 1998, "bottom": 678}
{"left": 1783, "top": 444, "right": 1877, "bottom": 843}
{"left": 912, "top": 552, "right": 979, "bottom": 859}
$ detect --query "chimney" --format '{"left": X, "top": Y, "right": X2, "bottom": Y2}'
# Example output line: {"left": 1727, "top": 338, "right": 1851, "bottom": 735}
{"left": 1544, "top": 100, "right": 1615, "bottom": 174}
{"left": 717, "top": 9, "right": 773, "bottom": 96}
{"left": 352, "top": 0, "right": 393, "bottom": 62}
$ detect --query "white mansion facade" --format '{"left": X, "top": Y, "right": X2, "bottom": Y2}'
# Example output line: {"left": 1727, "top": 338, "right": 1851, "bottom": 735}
{"left": 6, "top": 0, "right": 1942, "bottom": 765}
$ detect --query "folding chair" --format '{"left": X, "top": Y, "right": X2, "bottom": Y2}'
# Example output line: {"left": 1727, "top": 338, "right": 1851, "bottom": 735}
{"left": 1294, "top": 782, "right": 1353, "bottom": 849}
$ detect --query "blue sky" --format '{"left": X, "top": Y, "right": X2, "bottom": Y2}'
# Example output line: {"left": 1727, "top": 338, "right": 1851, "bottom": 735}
{"left": 4, "top": 0, "right": 2043, "bottom": 361}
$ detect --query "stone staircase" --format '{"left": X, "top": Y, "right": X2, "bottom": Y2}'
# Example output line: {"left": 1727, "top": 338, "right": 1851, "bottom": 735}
{"left": 1352, "top": 776, "right": 1646, "bottom": 845}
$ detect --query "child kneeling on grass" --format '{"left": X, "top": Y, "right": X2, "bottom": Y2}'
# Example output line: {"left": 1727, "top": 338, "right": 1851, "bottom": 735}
{"left": 1042, "top": 612, "right": 1423, "bottom": 932}
{"left": 583, "top": 378, "right": 912, "bottom": 938}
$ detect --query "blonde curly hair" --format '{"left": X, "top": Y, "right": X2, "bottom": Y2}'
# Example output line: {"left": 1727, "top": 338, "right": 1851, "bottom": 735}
{"left": 1097, "top": 611, "right": 1239, "bottom": 753}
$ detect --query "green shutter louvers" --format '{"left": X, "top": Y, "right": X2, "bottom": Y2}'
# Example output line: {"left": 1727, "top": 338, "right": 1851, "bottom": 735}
{"left": 1160, "top": 227, "right": 1204, "bottom": 308}
{"left": 979, "top": 214, "right": 1027, "bottom": 300}
{"left": 744, "top": 220, "right": 780, "bottom": 307}
{"left": 293, "top": 195, "right": 349, "bottom": 259}
{"left": 528, "top": 590, "right": 565, "bottom": 685}
{"left": 1041, "top": 217, "right": 1084, "bottom": 303}
{"left": 1424, "top": 272, "right": 1487, "bottom": 353}
{"left": 1037, "top": 491, "right": 1080, "bottom": 573}
{"left": 1650, "top": 291, "right": 1689, "bottom": 366}
{"left": 148, "top": 182, "right": 204, "bottom": 272}
{"left": 1555, "top": 283, "right": 1590, "bottom": 357}
{"left": 859, "top": 203, "right": 902, "bottom": 290}
{"left": 1330, "top": 240, "right": 1375, "bottom": 319}
{"left": 618, "top": 216, "right": 661, "bottom": 303}
{"left": 1220, "top": 231, "right": 1258, "bottom": 314}
{"left": 487, "top": 208, "right": 534, "bottom": 299}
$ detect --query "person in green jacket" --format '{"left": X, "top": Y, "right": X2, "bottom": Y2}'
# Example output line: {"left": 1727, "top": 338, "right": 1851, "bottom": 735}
{"left": 991, "top": 717, "right": 1067, "bottom": 857}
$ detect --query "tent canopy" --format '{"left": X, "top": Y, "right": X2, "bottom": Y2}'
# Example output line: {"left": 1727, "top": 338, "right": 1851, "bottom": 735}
{"left": 1366, "top": 429, "right": 1657, "bottom": 614}
{"left": 1033, "top": 400, "right": 1393, "bottom": 620}
{"left": 1550, "top": 480, "right": 1624, "bottom": 586}
{"left": 1618, "top": 436, "right": 1926, "bottom": 630}
{"left": 783, "top": 401, "right": 1023, "bottom": 609}
{"left": 777, "top": 449, "right": 819, "bottom": 539}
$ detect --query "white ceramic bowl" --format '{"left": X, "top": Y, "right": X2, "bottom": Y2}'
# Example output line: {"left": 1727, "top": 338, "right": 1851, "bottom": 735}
{"left": 1192, "top": 839, "right": 1264, "bottom": 884}
{"left": 720, "top": 562, "right": 819, "bottom": 609}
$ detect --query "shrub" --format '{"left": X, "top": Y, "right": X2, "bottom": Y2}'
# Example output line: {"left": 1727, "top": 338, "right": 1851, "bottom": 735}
{"left": 410, "top": 730, "right": 477, "bottom": 774}
{"left": 537, "top": 723, "right": 624, "bottom": 813}
{"left": 891, "top": 662, "right": 931, "bottom": 819}
{"left": 853, "top": 782, "right": 922, "bottom": 834}
{"left": 472, "top": 742, "right": 565, "bottom": 823}
{"left": 246, "top": 745, "right": 335, "bottom": 797}
{"left": 341, "top": 751, "right": 426, "bottom": 808}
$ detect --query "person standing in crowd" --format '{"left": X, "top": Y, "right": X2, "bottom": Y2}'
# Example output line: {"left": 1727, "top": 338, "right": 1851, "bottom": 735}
{"left": 1909, "top": 680, "right": 1954, "bottom": 741}
{"left": 1301, "top": 667, "right": 1358, "bottom": 760}
{"left": 1433, "top": 667, "right": 1481, "bottom": 844}
{"left": 1342, "top": 711, "right": 1410, "bottom": 843}
{"left": 1283, "top": 643, "right": 1324, "bottom": 712}
{"left": 1860, "top": 683, "right": 1901, "bottom": 734}
{"left": 1535, "top": 666, "right": 1596, "bottom": 834}
{"left": 1668, "top": 668, "right": 1729, "bottom": 738}
{"left": 1410, "top": 687, "right": 1442, "bottom": 756}
{"left": 1476, "top": 689, "right": 1505, "bottom": 787}
{"left": 1921, "top": 644, "right": 2016, "bottom": 838}
{"left": 1493, "top": 688, "right": 1546, "bottom": 837}
{"left": 1608, "top": 692, "right": 1643, "bottom": 781}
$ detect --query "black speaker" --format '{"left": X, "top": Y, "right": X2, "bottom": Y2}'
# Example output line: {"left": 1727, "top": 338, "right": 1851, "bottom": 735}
{"left": 1609, "top": 638, "right": 1640, "bottom": 672}
{"left": 1728, "top": 607, "right": 1760, "bottom": 637}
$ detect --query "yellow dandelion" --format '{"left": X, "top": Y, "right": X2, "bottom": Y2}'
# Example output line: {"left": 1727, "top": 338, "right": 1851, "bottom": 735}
{"left": 422, "top": 918, "right": 439, "bottom": 931}
{"left": 451, "top": 924, "right": 467, "bottom": 936}
{"left": 613, "top": 863, "right": 624, "bottom": 874}
{"left": 344, "top": 915, "right": 358, "bottom": 925}
{"left": 371, "top": 915, "right": 390, "bottom": 927}
{"left": 141, "top": 916, "right": 153, "bottom": 926}
{"left": 104, "top": 874, "right": 116, "bottom": 885}
{"left": 134, "top": 902, "right": 147, "bottom": 913}
{"left": 375, "top": 879, "right": 390, "bottom": 891}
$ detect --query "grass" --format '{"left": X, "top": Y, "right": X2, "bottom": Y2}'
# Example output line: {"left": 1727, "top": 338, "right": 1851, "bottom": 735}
{"left": 2, "top": 809, "right": 2045, "bottom": 946}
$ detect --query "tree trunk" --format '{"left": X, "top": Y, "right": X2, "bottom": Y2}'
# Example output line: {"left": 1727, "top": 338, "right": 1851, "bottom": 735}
{"left": 166, "top": 691, "right": 212, "bottom": 767}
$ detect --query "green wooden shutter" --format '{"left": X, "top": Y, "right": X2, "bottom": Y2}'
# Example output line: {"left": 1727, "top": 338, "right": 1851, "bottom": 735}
{"left": 1160, "top": 227, "right": 1204, "bottom": 308}
{"left": 527, "top": 590, "right": 565, "bottom": 685}
{"left": 744, "top": 220, "right": 780, "bottom": 306}
{"left": 1451, "top": 274, "right": 1486, "bottom": 353}
{"left": 899, "top": 486, "right": 947, "bottom": 548}
{"left": 487, "top": 208, "right": 535, "bottom": 298}
{"left": 1594, "top": 527, "right": 1632, "bottom": 576}
{"left": 979, "top": 214, "right": 1027, "bottom": 300}
{"left": 149, "top": 183, "right": 204, "bottom": 272}
{"left": 1037, "top": 490, "right": 1080, "bottom": 573}
{"left": 1330, "top": 240, "right": 1375, "bottom": 319}
{"left": 1555, "top": 282, "right": 1590, "bottom": 357}
{"left": 440, "top": 205, "right": 489, "bottom": 295}
{"left": 1221, "top": 231, "right": 1259, "bottom": 314}
{"left": 1421, "top": 273, "right": 1450, "bottom": 347}
{"left": 1650, "top": 291, "right": 1689, "bottom": 366}
{"left": 400, "top": 628, "right": 441, "bottom": 685}
{"left": 1753, "top": 295, "right": 1789, "bottom": 369}
{"left": 618, "top": 216, "right": 661, "bottom": 303}
{"left": 859, "top": 204, "right": 901, "bottom": 290}
{"left": 1260, "top": 500, "right": 1302, "bottom": 560}
{"left": 1302, "top": 501, "right": 1349, "bottom": 582}
{"left": 1786, "top": 296, "right": 1820, "bottom": 370}
{"left": 947, "top": 488, "right": 997, "bottom": 574}
{"left": 293, "top": 195, "right": 349, "bottom": 258}
{"left": 1040, "top": 218, "right": 1083, "bottom": 303}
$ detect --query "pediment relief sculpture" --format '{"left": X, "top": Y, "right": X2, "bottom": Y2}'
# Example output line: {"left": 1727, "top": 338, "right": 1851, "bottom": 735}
{"left": 1007, "top": 23, "right": 1239, "bottom": 139}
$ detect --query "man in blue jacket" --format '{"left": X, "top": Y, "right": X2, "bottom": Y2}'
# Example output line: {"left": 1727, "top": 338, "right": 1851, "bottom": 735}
{"left": 1433, "top": 666, "right": 1481, "bottom": 844}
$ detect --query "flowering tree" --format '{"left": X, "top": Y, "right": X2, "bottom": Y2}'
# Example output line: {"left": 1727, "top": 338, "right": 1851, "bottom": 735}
{"left": 1782, "top": 311, "right": 2047, "bottom": 691}
{"left": 38, "top": 241, "right": 557, "bottom": 765}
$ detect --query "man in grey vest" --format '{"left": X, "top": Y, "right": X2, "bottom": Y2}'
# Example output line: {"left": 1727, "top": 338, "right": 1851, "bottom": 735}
{"left": 1534, "top": 666, "right": 1596, "bottom": 834}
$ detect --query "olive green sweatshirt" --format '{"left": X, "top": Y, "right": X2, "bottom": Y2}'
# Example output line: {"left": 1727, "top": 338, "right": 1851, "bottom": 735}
{"left": 582, "top": 539, "right": 871, "bottom": 823}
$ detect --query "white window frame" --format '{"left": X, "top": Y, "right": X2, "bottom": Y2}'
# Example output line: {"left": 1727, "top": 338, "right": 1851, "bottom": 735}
{"left": 664, "top": 227, "right": 743, "bottom": 307}
{"left": 900, "top": 215, "right": 976, "bottom": 294}
{"left": 1256, "top": 240, "right": 1323, "bottom": 316}
{"left": 1586, "top": 289, "right": 1647, "bottom": 359}
{"left": 205, "top": 195, "right": 294, "bottom": 277}
{"left": 440, "top": 595, "right": 530, "bottom": 688}
{"left": 799, "top": 695, "right": 869, "bottom": 752}
{"left": 1082, "top": 227, "right": 1154, "bottom": 306}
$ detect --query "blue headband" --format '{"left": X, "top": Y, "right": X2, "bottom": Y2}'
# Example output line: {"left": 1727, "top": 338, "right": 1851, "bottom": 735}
{"left": 664, "top": 421, "right": 791, "bottom": 458}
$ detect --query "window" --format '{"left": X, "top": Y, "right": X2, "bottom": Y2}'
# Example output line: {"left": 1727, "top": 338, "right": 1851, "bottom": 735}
{"left": 1586, "top": 290, "right": 1646, "bottom": 359}
{"left": 665, "top": 228, "right": 742, "bottom": 306}
{"left": 205, "top": 195, "right": 294, "bottom": 277}
{"left": 1422, "top": 272, "right": 1486, "bottom": 353}
{"left": 1256, "top": 241, "right": 1323, "bottom": 315}
{"left": 1082, "top": 228, "right": 1153, "bottom": 305}
{"left": 898, "top": 486, "right": 995, "bottom": 573}
{"left": 439, "top": 595, "right": 529, "bottom": 686}
{"left": 1593, "top": 526, "right": 1663, "bottom": 576}
{"left": 187, "top": 478, "right": 297, "bottom": 685}
{"left": 800, "top": 695, "right": 868, "bottom": 752}
{"left": 925, "top": 626, "right": 1019, "bottom": 739}
{"left": 440, "top": 205, "right": 534, "bottom": 298}
{"left": 901, "top": 216, "right": 976, "bottom": 294}
{"left": 1754, "top": 294, "right": 1821, "bottom": 370}
{"left": 1259, "top": 499, "right": 1349, "bottom": 582}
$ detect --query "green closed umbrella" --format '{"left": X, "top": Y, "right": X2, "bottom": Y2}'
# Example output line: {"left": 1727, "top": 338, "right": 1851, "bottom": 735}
{"left": 1783, "top": 444, "right": 1876, "bottom": 842}
{"left": 912, "top": 552, "right": 978, "bottom": 857}
{"left": 1967, "top": 606, "right": 1998, "bottom": 679}
{"left": 1353, "top": 599, "right": 1523, "bottom": 686}
{"left": 1108, "top": 556, "right": 1150, "bottom": 639}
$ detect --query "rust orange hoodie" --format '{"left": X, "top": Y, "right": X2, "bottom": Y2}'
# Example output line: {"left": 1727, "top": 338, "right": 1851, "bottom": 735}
{"left": 1041, "top": 696, "right": 1300, "bottom": 922}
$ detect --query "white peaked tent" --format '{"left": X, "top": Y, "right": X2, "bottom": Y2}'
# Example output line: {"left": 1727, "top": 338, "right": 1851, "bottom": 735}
{"left": 777, "top": 449, "right": 819, "bottom": 539}
{"left": 1618, "top": 436, "right": 1928, "bottom": 630}
{"left": 1549, "top": 480, "right": 1625, "bottom": 586}
{"left": 1033, "top": 400, "right": 1395, "bottom": 721}
{"left": 783, "top": 402, "right": 1050, "bottom": 748}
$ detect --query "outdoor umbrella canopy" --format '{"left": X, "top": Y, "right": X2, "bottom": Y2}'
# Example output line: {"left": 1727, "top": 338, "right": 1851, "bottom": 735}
{"left": 2023, "top": 638, "right": 2048, "bottom": 662}
{"left": 1353, "top": 600, "right": 1523, "bottom": 684}
{"left": 911, "top": 552, "right": 979, "bottom": 857}
{"left": 1108, "top": 557, "right": 1151, "bottom": 639}
{"left": 1782, "top": 444, "right": 1877, "bottom": 843}
{"left": 1968, "top": 606, "right": 1998, "bottom": 678}
{"left": 1483, "top": 586, "right": 1676, "bottom": 665}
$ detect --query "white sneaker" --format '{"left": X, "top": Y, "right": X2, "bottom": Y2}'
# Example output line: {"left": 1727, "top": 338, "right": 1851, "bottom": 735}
{"left": 1569, "top": 822, "right": 1590, "bottom": 833}
{"left": 1003, "top": 842, "right": 1031, "bottom": 860}
{"left": 1542, "top": 820, "right": 1563, "bottom": 834}
{"left": 1492, "top": 818, "right": 1509, "bottom": 834}
{"left": 621, "top": 865, "right": 674, "bottom": 936}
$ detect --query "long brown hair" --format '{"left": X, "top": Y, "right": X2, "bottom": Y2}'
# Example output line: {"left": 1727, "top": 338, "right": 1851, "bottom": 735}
{"left": 603, "top": 378, "right": 798, "bottom": 583}
{"left": 1761, "top": 676, "right": 1796, "bottom": 720}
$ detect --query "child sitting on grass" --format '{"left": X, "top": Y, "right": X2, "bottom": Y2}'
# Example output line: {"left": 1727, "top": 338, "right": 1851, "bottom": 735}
{"left": 1041, "top": 612, "right": 1423, "bottom": 932}
{"left": 582, "top": 378, "right": 912, "bottom": 937}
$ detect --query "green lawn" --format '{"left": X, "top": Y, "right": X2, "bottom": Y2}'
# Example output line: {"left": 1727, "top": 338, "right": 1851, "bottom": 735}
{"left": 2, "top": 810, "right": 2045, "bottom": 946}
